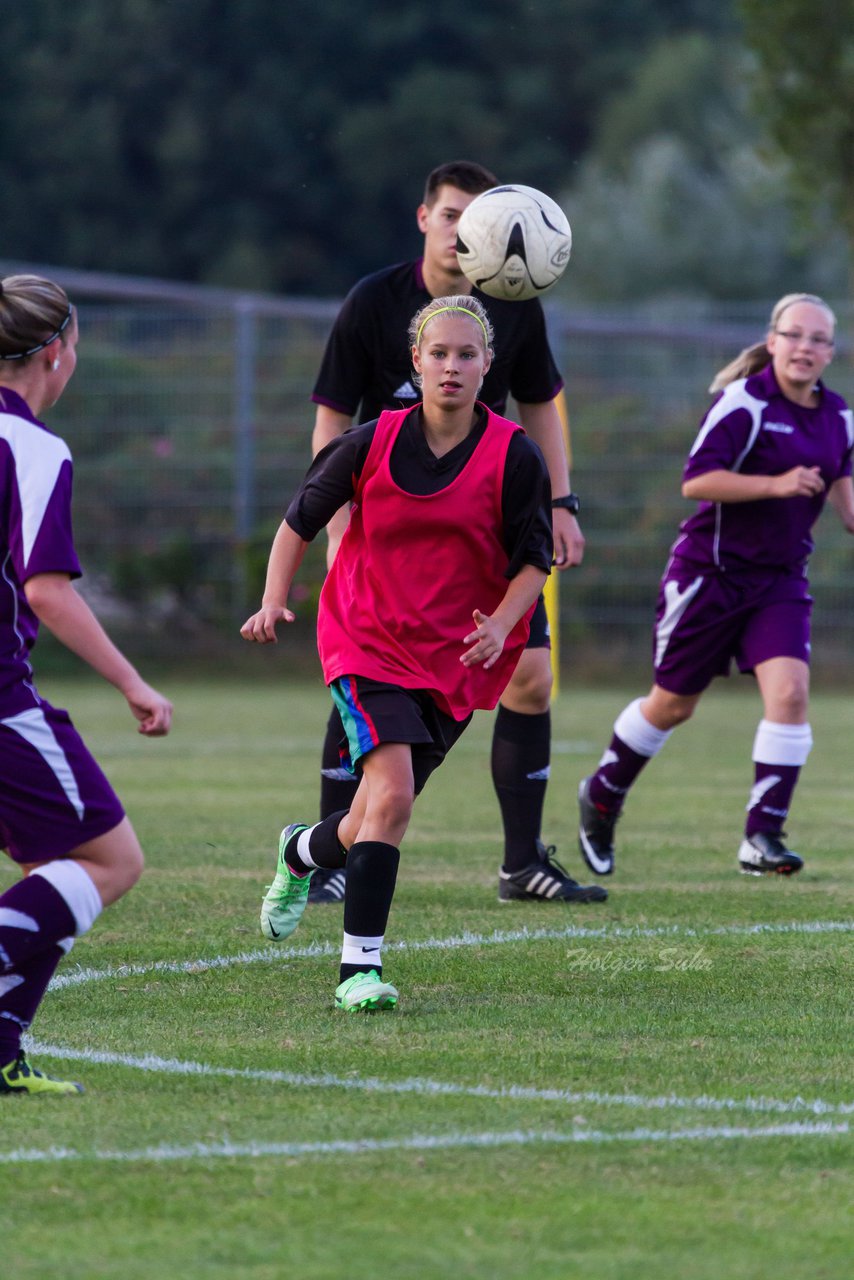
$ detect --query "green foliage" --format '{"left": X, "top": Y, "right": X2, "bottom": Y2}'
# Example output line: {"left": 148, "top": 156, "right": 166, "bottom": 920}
{"left": 2, "top": 0, "right": 733, "bottom": 294}
{"left": 740, "top": 0, "right": 854, "bottom": 265}
{"left": 557, "top": 32, "right": 850, "bottom": 301}
{"left": 593, "top": 33, "right": 739, "bottom": 173}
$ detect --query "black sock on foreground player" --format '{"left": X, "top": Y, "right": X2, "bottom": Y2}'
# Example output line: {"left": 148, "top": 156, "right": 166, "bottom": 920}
{"left": 338, "top": 841, "right": 400, "bottom": 983}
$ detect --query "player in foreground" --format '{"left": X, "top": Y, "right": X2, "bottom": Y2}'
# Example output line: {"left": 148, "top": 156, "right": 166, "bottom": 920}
{"left": 0, "top": 275, "right": 173, "bottom": 1095}
{"left": 243, "top": 296, "right": 604, "bottom": 1012}
{"left": 578, "top": 294, "right": 853, "bottom": 878}
{"left": 307, "top": 160, "right": 593, "bottom": 907}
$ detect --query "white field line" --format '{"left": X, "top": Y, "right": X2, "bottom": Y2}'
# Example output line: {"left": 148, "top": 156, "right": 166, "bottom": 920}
{"left": 18, "top": 914, "right": 850, "bottom": 1170}
{"left": 28, "top": 1041, "right": 854, "bottom": 1120}
{"left": 0, "top": 1120, "right": 849, "bottom": 1167}
{"left": 48, "top": 917, "right": 854, "bottom": 993}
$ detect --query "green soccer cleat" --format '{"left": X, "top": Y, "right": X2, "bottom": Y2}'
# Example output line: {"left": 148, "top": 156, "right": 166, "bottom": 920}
{"left": 260, "top": 823, "right": 313, "bottom": 941}
{"left": 335, "top": 969, "right": 399, "bottom": 1013}
{"left": 0, "top": 1052, "right": 84, "bottom": 1096}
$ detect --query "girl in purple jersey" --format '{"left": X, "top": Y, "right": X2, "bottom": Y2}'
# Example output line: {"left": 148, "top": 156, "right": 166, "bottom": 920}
{"left": 577, "top": 293, "right": 854, "bottom": 879}
{"left": 0, "top": 276, "right": 172, "bottom": 1095}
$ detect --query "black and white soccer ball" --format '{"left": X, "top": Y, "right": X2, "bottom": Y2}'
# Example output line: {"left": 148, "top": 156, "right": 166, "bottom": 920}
{"left": 456, "top": 185, "right": 572, "bottom": 301}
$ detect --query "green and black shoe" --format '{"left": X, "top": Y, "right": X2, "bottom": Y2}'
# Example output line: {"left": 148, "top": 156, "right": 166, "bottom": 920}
{"left": 260, "top": 823, "right": 312, "bottom": 941}
{"left": 0, "top": 1052, "right": 84, "bottom": 1096}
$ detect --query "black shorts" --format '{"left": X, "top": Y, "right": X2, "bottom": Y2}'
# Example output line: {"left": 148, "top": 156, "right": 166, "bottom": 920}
{"left": 329, "top": 676, "right": 472, "bottom": 794}
{"left": 525, "top": 595, "right": 550, "bottom": 650}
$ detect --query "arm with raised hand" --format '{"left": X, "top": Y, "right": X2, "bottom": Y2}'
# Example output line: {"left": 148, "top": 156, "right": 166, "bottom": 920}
{"left": 240, "top": 520, "right": 309, "bottom": 643}
{"left": 24, "top": 573, "right": 172, "bottom": 735}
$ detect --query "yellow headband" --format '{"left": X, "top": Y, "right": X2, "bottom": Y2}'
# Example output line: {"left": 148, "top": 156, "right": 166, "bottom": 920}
{"left": 416, "top": 305, "right": 489, "bottom": 346}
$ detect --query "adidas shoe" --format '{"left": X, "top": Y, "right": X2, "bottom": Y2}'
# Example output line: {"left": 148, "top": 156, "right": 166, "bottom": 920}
{"left": 308, "top": 866, "right": 346, "bottom": 904}
{"left": 334, "top": 970, "right": 399, "bottom": 1012}
{"left": 0, "top": 1052, "right": 84, "bottom": 1096}
{"left": 578, "top": 777, "right": 618, "bottom": 875}
{"left": 499, "top": 840, "right": 608, "bottom": 903}
{"left": 738, "top": 831, "right": 804, "bottom": 877}
{"left": 260, "top": 823, "right": 312, "bottom": 940}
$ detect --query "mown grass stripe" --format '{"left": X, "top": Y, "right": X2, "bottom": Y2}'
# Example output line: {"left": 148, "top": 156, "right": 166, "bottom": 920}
{"left": 48, "top": 918, "right": 854, "bottom": 992}
{"left": 28, "top": 1041, "right": 854, "bottom": 1118}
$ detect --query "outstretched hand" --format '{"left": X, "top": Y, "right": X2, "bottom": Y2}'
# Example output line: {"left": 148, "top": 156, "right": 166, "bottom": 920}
{"left": 124, "top": 677, "right": 173, "bottom": 736}
{"left": 461, "top": 608, "right": 509, "bottom": 670}
{"left": 240, "top": 604, "right": 296, "bottom": 644}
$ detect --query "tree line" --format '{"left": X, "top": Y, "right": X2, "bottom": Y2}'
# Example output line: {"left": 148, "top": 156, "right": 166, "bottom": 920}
{"left": 2, "top": 1, "right": 849, "bottom": 301}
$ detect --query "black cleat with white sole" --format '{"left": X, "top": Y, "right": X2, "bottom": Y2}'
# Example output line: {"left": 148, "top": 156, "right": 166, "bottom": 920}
{"left": 738, "top": 831, "right": 803, "bottom": 876}
{"left": 499, "top": 840, "right": 608, "bottom": 903}
{"left": 577, "top": 777, "right": 619, "bottom": 876}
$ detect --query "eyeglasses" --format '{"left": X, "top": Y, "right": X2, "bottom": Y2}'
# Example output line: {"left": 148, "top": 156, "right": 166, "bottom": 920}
{"left": 774, "top": 329, "right": 835, "bottom": 349}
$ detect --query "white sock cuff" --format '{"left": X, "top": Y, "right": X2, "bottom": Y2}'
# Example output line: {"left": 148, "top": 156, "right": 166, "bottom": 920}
{"left": 296, "top": 826, "right": 319, "bottom": 869}
{"left": 31, "top": 860, "right": 103, "bottom": 936}
{"left": 752, "top": 720, "right": 813, "bottom": 766}
{"left": 341, "top": 932, "right": 384, "bottom": 968}
{"left": 614, "top": 698, "right": 673, "bottom": 758}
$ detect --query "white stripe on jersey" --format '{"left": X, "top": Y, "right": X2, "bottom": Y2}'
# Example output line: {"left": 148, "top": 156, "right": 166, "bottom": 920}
{"left": 0, "top": 411, "right": 72, "bottom": 568}
{"left": 1, "top": 706, "right": 85, "bottom": 819}
{"left": 687, "top": 380, "right": 768, "bottom": 567}
{"left": 688, "top": 380, "right": 766, "bottom": 464}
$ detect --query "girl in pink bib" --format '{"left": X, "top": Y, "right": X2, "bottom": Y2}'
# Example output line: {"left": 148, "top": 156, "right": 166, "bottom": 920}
{"left": 242, "top": 295, "right": 555, "bottom": 1010}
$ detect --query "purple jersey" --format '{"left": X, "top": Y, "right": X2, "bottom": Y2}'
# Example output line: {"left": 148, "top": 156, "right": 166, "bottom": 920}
{"left": 0, "top": 388, "right": 125, "bottom": 861}
{"left": 672, "top": 364, "right": 853, "bottom": 571}
{"left": 0, "top": 388, "right": 81, "bottom": 717}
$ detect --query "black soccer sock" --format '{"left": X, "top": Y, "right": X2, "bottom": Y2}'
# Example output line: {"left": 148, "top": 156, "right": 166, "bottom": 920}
{"left": 491, "top": 705, "right": 551, "bottom": 873}
{"left": 285, "top": 812, "right": 349, "bottom": 873}
{"left": 319, "top": 706, "right": 359, "bottom": 819}
{"left": 339, "top": 841, "right": 400, "bottom": 983}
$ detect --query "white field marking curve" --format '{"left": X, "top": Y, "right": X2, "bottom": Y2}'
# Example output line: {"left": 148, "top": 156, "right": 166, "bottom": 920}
{"left": 47, "top": 917, "right": 854, "bottom": 993}
{"left": 28, "top": 1042, "right": 854, "bottom": 1121}
{"left": 19, "top": 915, "right": 850, "bottom": 1161}
{"left": 0, "top": 1120, "right": 849, "bottom": 1167}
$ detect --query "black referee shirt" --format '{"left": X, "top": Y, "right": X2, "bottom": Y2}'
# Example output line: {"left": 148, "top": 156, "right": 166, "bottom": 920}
{"left": 312, "top": 259, "right": 564, "bottom": 423}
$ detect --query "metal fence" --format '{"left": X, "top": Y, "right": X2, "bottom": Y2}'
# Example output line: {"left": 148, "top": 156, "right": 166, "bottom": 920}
{"left": 5, "top": 263, "right": 853, "bottom": 679}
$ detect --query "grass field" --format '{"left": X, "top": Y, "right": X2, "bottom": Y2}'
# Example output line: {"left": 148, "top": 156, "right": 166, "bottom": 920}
{"left": 3, "top": 676, "right": 852, "bottom": 1279}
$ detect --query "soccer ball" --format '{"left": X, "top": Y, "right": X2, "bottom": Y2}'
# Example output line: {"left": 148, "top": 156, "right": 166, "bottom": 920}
{"left": 455, "top": 184, "right": 572, "bottom": 301}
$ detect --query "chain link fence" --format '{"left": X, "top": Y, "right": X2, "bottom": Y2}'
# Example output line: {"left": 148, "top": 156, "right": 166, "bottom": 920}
{"left": 5, "top": 264, "right": 852, "bottom": 680}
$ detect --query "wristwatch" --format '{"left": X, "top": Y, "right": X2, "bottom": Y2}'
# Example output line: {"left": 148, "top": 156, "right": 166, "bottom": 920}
{"left": 551, "top": 493, "right": 581, "bottom": 515}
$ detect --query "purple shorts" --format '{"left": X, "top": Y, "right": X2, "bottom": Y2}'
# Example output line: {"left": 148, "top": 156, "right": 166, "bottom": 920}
{"left": 0, "top": 702, "right": 125, "bottom": 864}
{"left": 653, "top": 560, "right": 812, "bottom": 696}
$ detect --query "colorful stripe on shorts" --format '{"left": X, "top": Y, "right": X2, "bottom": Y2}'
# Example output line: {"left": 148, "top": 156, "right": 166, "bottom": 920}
{"left": 330, "top": 676, "right": 380, "bottom": 764}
